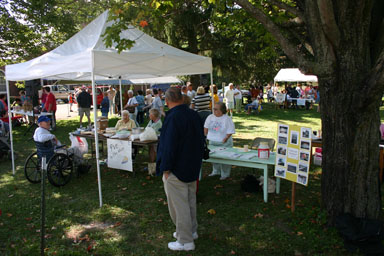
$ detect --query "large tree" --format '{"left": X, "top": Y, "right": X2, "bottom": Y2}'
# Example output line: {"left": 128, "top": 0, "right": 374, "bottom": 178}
{"left": 104, "top": 0, "right": 291, "bottom": 85}
{"left": 235, "top": 0, "right": 384, "bottom": 222}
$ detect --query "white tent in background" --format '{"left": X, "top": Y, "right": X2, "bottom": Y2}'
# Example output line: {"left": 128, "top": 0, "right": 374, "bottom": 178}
{"left": 274, "top": 68, "right": 318, "bottom": 83}
{"left": 5, "top": 10, "right": 213, "bottom": 207}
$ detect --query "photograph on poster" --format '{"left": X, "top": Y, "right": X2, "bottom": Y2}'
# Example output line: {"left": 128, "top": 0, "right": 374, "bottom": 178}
{"left": 299, "top": 164, "right": 308, "bottom": 173}
{"left": 277, "top": 157, "right": 286, "bottom": 167}
{"left": 275, "top": 167, "right": 286, "bottom": 178}
{"left": 288, "top": 148, "right": 299, "bottom": 160}
{"left": 300, "top": 140, "right": 310, "bottom": 150}
{"left": 277, "top": 145, "right": 287, "bottom": 155}
{"left": 290, "top": 131, "right": 299, "bottom": 145}
{"left": 279, "top": 125, "right": 289, "bottom": 135}
{"left": 301, "top": 127, "right": 311, "bottom": 139}
{"left": 278, "top": 136, "right": 288, "bottom": 145}
{"left": 287, "top": 164, "right": 297, "bottom": 173}
{"left": 297, "top": 174, "right": 307, "bottom": 185}
{"left": 300, "top": 151, "right": 309, "bottom": 162}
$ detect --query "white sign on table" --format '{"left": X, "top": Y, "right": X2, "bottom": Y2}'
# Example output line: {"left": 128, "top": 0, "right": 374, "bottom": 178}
{"left": 107, "top": 139, "right": 133, "bottom": 172}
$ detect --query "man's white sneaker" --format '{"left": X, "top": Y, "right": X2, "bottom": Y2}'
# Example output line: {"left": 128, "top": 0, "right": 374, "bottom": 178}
{"left": 208, "top": 173, "right": 219, "bottom": 177}
{"left": 168, "top": 241, "right": 195, "bottom": 251}
{"left": 220, "top": 176, "right": 228, "bottom": 180}
{"left": 173, "top": 232, "right": 198, "bottom": 240}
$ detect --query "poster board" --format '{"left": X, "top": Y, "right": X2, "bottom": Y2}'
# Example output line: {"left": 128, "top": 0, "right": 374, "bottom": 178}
{"left": 107, "top": 139, "right": 133, "bottom": 172}
{"left": 274, "top": 123, "right": 312, "bottom": 186}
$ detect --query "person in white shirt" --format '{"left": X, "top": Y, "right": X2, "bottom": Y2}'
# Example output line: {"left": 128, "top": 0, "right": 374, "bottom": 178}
{"left": 224, "top": 83, "right": 235, "bottom": 116}
{"left": 107, "top": 86, "right": 116, "bottom": 114}
{"left": 124, "top": 90, "right": 139, "bottom": 126}
{"left": 33, "top": 115, "right": 60, "bottom": 161}
{"left": 33, "top": 116, "right": 59, "bottom": 144}
{"left": 187, "top": 82, "right": 196, "bottom": 99}
{"left": 233, "top": 85, "right": 242, "bottom": 113}
{"left": 204, "top": 102, "right": 235, "bottom": 180}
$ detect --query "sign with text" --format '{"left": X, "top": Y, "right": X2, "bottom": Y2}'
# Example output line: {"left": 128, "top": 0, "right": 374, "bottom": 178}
{"left": 107, "top": 139, "right": 133, "bottom": 172}
{"left": 274, "top": 123, "right": 311, "bottom": 186}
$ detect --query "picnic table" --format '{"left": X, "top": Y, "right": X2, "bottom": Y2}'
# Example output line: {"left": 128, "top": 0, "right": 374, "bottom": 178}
{"left": 74, "top": 132, "right": 157, "bottom": 163}
{"left": 204, "top": 145, "right": 280, "bottom": 203}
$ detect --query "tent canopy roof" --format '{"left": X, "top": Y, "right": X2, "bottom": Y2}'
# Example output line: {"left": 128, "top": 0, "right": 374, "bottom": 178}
{"left": 274, "top": 68, "right": 318, "bottom": 83}
{"left": 95, "top": 76, "right": 182, "bottom": 85}
{"left": 5, "top": 11, "right": 212, "bottom": 81}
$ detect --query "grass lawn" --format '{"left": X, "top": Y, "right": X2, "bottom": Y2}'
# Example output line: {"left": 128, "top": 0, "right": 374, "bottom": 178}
{"left": 0, "top": 102, "right": 374, "bottom": 255}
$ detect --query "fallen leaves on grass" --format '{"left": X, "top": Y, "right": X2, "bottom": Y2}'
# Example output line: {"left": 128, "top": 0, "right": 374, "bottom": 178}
{"left": 7, "top": 213, "right": 12, "bottom": 217}
{"left": 8, "top": 194, "right": 14, "bottom": 198}
{"left": 121, "top": 187, "right": 127, "bottom": 191}
{"left": 142, "top": 182, "right": 147, "bottom": 186}
{"left": 253, "top": 213, "right": 263, "bottom": 218}
{"left": 214, "top": 184, "right": 223, "bottom": 189}
{"left": 207, "top": 209, "right": 216, "bottom": 215}
{"left": 25, "top": 217, "right": 32, "bottom": 221}
{"left": 231, "top": 250, "right": 236, "bottom": 255}
{"left": 112, "top": 222, "right": 122, "bottom": 228}
{"left": 297, "top": 231, "right": 303, "bottom": 236}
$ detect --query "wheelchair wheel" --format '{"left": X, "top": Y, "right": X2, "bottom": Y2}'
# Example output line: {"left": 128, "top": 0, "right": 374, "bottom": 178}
{"left": 24, "top": 152, "right": 41, "bottom": 184}
{"left": 47, "top": 153, "right": 73, "bottom": 187}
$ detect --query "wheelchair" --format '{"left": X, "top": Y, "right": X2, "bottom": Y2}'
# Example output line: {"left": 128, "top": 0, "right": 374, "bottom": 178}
{"left": 24, "top": 140, "right": 90, "bottom": 187}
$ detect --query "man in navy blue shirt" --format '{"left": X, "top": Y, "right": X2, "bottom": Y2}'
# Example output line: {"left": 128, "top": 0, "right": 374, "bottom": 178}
{"left": 156, "top": 87, "right": 204, "bottom": 251}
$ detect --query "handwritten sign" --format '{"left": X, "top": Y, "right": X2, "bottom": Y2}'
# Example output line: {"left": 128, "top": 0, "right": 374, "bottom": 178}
{"left": 107, "top": 139, "right": 133, "bottom": 172}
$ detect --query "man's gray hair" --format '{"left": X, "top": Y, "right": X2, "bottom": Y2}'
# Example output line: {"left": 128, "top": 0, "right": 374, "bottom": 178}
{"left": 165, "top": 87, "right": 183, "bottom": 103}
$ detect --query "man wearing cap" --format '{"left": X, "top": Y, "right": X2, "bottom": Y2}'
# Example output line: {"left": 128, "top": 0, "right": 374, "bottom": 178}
{"left": 33, "top": 116, "right": 59, "bottom": 145}
{"left": 76, "top": 86, "right": 92, "bottom": 128}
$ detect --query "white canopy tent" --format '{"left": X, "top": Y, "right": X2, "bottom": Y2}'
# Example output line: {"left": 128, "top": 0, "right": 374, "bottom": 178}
{"left": 274, "top": 68, "right": 318, "bottom": 83}
{"left": 5, "top": 10, "right": 212, "bottom": 207}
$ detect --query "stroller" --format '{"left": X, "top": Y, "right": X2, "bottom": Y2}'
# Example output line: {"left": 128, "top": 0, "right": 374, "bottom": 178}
{"left": 0, "top": 120, "right": 13, "bottom": 160}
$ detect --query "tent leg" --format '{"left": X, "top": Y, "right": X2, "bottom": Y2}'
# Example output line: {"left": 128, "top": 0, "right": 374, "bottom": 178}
{"left": 91, "top": 55, "right": 103, "bottom": 208}
{"left": 6, "top": 80, "right": 15, "bottom": 175}
{"left": 119, "top": 78, "right": 123, "bottom": 115}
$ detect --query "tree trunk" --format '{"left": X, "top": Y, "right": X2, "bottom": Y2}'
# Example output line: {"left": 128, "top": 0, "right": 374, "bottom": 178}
{"left": 320, "top": 72, "right": 382, "bottom": 223}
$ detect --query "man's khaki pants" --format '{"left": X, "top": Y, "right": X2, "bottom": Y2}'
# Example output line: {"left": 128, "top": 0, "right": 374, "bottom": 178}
{"left": 163, "top": 173, "right": 197, "bottom": 244}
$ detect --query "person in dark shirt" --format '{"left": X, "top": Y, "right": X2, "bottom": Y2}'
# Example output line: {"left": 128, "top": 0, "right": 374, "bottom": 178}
{"left": 156, "top": 87, "right": 204, "bottom": 251}
{"left": 76, "top": 86, "right": 92, "bottom": 128}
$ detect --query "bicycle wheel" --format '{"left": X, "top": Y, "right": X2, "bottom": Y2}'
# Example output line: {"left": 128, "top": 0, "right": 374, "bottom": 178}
{"left": 24, "top": 152, "right": 41, "bottom": 184}
{"left": 47, "top": 153, "right": 73, "bottom": 187}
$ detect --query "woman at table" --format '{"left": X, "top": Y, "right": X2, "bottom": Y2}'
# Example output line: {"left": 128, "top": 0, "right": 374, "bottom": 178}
{"left": 115, "top": 110, "right": 136, "bottom": 131}
{"left": 204, "top": 102, "right": 235, "bottom": 180}
{"left": 146, "top": 108, "right": 162, "bottom": 135}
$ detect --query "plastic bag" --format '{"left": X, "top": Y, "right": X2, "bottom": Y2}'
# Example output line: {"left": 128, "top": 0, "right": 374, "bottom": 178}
{"left": 139, "top": 127, "right": 158, "bottom": 141}
{"left": 69, "top": 133, "right": 88, "bottom": 155}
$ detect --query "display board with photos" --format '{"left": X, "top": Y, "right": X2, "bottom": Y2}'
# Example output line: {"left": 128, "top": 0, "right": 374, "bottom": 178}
{"left": 274, "top": 123, "right": 312, "bottom": 186}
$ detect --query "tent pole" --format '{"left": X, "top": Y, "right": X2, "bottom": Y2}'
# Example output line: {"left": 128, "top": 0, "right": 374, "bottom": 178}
{"left": 119, "top": 78, "right": 123, "bottom": 114}
{"left": 91, "top": 52, "right": 103, "bottom": 207}
{"left": 6, "top": 80, "right": 15, "bottom": 175}
{"left": 210, "top": 72, "right": 214, "bottom": 112}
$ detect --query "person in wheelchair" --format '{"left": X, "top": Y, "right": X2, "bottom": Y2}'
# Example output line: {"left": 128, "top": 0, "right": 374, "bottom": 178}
{"left": 33, "top": 116, "right": 60, "bottom": 162}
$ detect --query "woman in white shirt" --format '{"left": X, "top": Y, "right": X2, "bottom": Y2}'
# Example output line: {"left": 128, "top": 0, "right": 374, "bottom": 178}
{"left": 204, "top": 102, "right": 235, "bottom": 180}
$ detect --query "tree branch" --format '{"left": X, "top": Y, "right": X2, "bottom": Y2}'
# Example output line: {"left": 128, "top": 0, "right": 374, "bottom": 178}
{"left": 266, "top": 0, "right": 305, "bottom": 22}
{"left": 235, "top": 0, "right": 315, "bottom": 71}
{"left": 316, "top": 0, "right": 340, "bottom": 51}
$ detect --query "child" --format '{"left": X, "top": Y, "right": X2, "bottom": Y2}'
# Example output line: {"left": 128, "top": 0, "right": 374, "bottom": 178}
{"left": 101, "top": 92, "right": 109, "bottom": 117}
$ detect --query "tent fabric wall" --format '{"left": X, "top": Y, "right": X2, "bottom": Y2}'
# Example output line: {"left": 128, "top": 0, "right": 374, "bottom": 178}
{"left": 274, "top": 68, "right": 318, "bottom": 83}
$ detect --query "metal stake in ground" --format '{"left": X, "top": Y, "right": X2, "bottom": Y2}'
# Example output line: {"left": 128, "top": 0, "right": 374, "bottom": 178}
{"left": 41, "top": 156, "right": 47, "bottom": 255}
